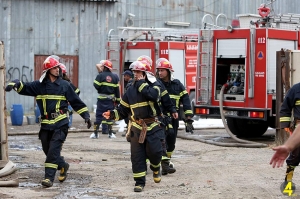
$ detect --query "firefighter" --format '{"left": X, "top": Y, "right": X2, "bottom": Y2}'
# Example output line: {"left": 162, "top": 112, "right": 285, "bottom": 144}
{"left": 60, "top": 63, "right": 80, "bottom": 128}
{"left": 270, "top": 124, "right": 300, "bottom": 168}
{"left": 156, "top": 59, "right": 194, "bottom": 174}
{"left": 92, "top": 60, "right": 120, "bottom": 139}
{"left": 5, "top": 56, "right": 91, "bottom": 187}
{"left": 96, "top": 60, "right": 106, "bottom": 73}
{"left": 278, "top": 82, "right": 300, "bottom": 188}
{"left": 122, "top": 70, "right": 133, "bottom": 131}
{"left": 122, "top": 70, "right": 133, "bottom": 91}
{"left": 103, "top": 61, "right": 164, "bottom": 192}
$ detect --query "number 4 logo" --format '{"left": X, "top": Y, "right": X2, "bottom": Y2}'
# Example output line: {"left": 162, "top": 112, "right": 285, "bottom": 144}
{"left": 283, "top": 181, "right": 295, "bottom": 196}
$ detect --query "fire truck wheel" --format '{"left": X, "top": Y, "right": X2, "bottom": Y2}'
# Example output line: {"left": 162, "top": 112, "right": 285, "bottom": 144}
{"left": 227, "top": 118, "right": 268, "bottom": 138}
{"left": 236, "top": 119, "right": 268, "bottom": 137}
{"left": 226, "top": 118, "right": 241, "bottom": 136}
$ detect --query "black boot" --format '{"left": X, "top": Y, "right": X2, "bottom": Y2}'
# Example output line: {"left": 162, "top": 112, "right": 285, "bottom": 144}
{"left": 161, "top": 160, "right": 170, "bottom": 175}
{"left": 161, "top": 160, "right": 176, "bottom": 175}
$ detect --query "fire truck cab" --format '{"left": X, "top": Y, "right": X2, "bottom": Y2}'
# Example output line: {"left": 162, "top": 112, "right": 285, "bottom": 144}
{"left": 194, "top": 12, "right": 300, "bottom": 137}
{"left": 106, "top": 27, "right": 198, "bottom": 101}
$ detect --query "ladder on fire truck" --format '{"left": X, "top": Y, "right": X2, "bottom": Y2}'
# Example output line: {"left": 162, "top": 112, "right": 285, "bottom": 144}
{"left": 107, "top": 29, "right": 121, "bottom": 75}
{"left": 197, "top": 13, "right": 228, "bottom": 104}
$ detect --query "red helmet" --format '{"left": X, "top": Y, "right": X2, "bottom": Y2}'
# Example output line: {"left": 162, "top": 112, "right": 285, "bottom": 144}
{"left": 137, "top": 55, "right": 152, "bottom": 67}
{"left": 60, "top": 63, "right": 67, "bottom": 74}
{"left": 156, "top": 60, "right": 174, "bottom": 72}
{"left": 156, "top": 58, "right": 169, "bottom": 66}
{"left": 103, "top": 60, "right": 113, "bottom": 70}
{"left": 43, "top": 57, "right": 60, "bottom": 71}
{"left": 140, "top": 60, "right": 152, "bottom": 72}
{"left": 131, "top": 61, "right": 147, "bottom": 72}
{"left": 50, "top": 55, "right": 60, "bottom": 62}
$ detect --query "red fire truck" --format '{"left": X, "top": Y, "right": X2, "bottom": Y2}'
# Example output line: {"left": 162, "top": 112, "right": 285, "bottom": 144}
{"left": 106, "top": 27, "right": 198, "bottom": 98}
{"left": 193, "top": 7, "right": 300, "bottom": 137}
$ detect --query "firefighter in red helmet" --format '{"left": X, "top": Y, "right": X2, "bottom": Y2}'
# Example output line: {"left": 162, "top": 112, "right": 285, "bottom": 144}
{"left": 59, "top": 63, "right": 80, "bottom": 128}
{"left": 92, "top": 60, "right": 120, "bottom": 139}
{"left": 103, "top": 60, "right": 166, "bottom": 192}
{"left": 5, "top": 56, "right": 91, "bottom": 188}
{"left": 156, "top": 59, "right": 194, "bottom": 175}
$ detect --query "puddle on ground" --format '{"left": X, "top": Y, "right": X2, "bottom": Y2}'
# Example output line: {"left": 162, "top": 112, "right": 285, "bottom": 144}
{"left": 9, "top": 155, "right": 23, "bottom": 161}
{"left": 16, "top": 163, "right": 42, "bottom": 169}
{"left": 54, "top": 187, "right": 116, "bottom": 199}
{"left": 19, "top": 182, "right": 40, "bottom": 188}
{"left": 9, "top": 144, "right": 42, "bottom": 151}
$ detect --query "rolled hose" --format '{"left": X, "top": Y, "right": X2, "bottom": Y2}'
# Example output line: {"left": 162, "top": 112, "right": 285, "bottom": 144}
{"left": 0, "top": 160, "right": 19, "bottom": 187}
{"left": 218, "top": 85, "right": 267, "bottom": 147}
{"left": 178, "top": 85, "right": 268, "bottom": 148}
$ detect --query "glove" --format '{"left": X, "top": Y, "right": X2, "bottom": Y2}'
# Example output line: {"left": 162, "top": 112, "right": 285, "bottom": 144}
{"left": 85, "top": 118, "right": 92, "bottom": 129}
{"left": 284, "top": 127, "right": 293, "bottom": 136}
{"left": 5, "top": 79, "right": 20, "bottom": 92}
{"left": 185, "top": 119, "right": 194, "bottom": 134}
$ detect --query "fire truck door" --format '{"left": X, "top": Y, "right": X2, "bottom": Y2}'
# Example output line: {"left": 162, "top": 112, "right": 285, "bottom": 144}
{"left": 169, "top": 49, "right": 185, "bottom": 85}
{"left": 267, "top": 39, "right": 296, "bottom": 91}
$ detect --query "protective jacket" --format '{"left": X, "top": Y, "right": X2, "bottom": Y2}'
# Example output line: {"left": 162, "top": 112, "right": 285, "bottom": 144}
{"left": 160, "top": 79, "right": 193, "bottom": 118}
{"left": 110, "top": 79, "right": 161, "bottom": 134}
{"left": 280, "top": 82, "right": 300, "bottom": 128}
{"left": 70, "top": 83, "right": 80, "bottom": 95}
{"left": 109, "top": 78, "right": 163, "bottom": 186}
{"left": 94, "top": 71, "right": 120, "bottom": 102}
{"left": 16, "top": 77, "right": 89, "bottom": 130}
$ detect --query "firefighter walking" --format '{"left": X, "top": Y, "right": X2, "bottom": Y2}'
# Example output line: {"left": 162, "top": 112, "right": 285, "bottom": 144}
{"left": 5, "top": 56, "right": 92, "bottom": 187}
{"left": 137, "top": 56, "right": 179, "bottom": 175}
{"left": 279, "top": 82, "right": 300, "bottom": 189}
{"left": 92, "top": 60, "right": 120, "bottom": 139}
{"left": 156, "top": 59, "right": 194, "bottom": 174}
{"left": 103, "top": 61, "right": 164, "bottom": 192}
{"left": 60, "top": 63, "right": 80, "bottom": 128}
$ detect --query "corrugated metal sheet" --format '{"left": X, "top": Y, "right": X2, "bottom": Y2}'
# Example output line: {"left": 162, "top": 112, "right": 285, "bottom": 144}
{"left": 0, "top": 0, "right": 300, "bottom": 114}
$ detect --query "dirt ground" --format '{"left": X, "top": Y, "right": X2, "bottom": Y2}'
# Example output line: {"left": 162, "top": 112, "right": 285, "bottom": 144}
{"left": 0, "top": 113, "right": 297, "bottom": 199}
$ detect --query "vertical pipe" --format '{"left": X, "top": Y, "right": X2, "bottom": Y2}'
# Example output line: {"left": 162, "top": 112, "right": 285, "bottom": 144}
{"left": 0, "top": 41, "right": 8, "bottom": 161}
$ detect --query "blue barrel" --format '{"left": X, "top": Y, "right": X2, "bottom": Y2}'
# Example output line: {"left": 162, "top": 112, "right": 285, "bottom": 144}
{"left": 10, "top": 104, "right": 23, "bottom": 126}
{"left": 34, "top": 104, "right": 41, "bottom": 123}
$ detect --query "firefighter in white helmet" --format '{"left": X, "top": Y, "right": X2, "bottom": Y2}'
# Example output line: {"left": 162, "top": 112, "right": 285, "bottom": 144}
{"left": 156, "top": 58, "right": 194, "bottom": 175}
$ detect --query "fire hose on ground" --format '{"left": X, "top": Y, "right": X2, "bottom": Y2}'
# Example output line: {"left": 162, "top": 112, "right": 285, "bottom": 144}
{"left": 177, "top": 85, "right": 268, "bottom": 148}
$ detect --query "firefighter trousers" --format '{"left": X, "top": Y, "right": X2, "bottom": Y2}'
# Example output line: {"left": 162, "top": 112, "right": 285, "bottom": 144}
{"left": 165, "top": 118, "right": 179, "bottom": 157}
{"left": 95, "top": 99, "right": 114, "bottom": 133}
{"left": 39, "top": 124, "right": 68, "bottom": 182}
{"left": 286, "top": 147, "right": 300, "bottom": 166}
{"left": 130, "top": 129, "right": 163, "bottom": 186}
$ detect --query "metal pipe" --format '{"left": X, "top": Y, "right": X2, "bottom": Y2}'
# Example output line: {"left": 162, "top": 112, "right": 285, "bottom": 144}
{"left": 215, "top": 13, "right": 228, "bottom": 28}
{"left": 117, "top": 27, "right": 171, "bottom": 31}
{"left": 0, "top": 41, "right": 8, "bottom": 161}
